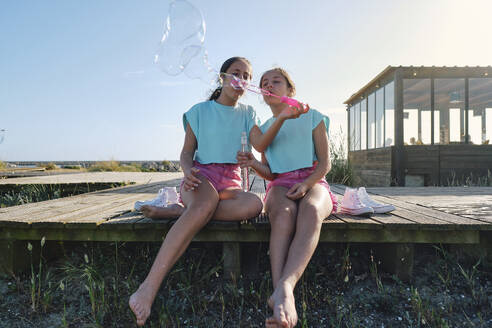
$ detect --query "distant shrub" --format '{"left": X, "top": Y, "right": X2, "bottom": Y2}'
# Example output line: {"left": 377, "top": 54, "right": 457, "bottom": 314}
{"left": 162, "top": 160, "right": 179, "bottom": 172}
{"left": 38, "top": 162, "right": 58, "bottom": 170}
{"left": 88, "top": 161, "right": 141, "bottom": 172}
{"left": 0, "top": 161, "right": 6, "bottom": 169}
{"left": 62, "top": 165, "right": 82, "bottom": 170}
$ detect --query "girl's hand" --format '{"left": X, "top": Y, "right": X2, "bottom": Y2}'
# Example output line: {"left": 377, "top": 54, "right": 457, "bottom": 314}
{"left": 183, "top": 167, "right": 201, "bottom": 191}
{"left": 278, "top": 103, "right": 310, "bottom": 121}
{"left": 236, "top": 151, "right": 255, "bottom": 168}
{"left": 286, "top": 182, "right": 309, "bottom": 200}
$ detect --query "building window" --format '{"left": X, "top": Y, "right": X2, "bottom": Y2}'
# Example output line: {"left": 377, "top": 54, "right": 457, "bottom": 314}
{"left": 349, "top": 105, "right": 355, "bottom": 151}
{"left": 403, "top": 79, "right": 431, "bottom": 145}
{"left": 384, "top": 81, "right": 394, "bottom": 146}
{"left": 435, "top": 79, "right": 465, "bottom": 144}
{"left": 355, "top": 102, "right": 361, "bottom": 150}
{"left": 368, "top": 93, "right": 375, "bottom": 149}
{"left": 469, "top": 78, "right": 492, "bottom": 145}
{"left": 376, "top": 88, "right": 384, "bottom": 148}
{"left": 361, "top": 98, "right": 367, "bottom": 150}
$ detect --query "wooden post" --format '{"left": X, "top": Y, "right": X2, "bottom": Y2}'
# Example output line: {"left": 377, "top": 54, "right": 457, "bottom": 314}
{"left": 394, "top": 68, "right": 405, "bottom": 186}
{"left": 376, "top": 243, "right": 414, "bottom": 282}
{"left": 241, "top": 243, "right": 262, "bottom": 279}
{"left": 465, "top": 78, "right": 469, "bottom": 144}
{"left": 482, "top": 231, "right": 492, "bottom": 262}
{"left": 0, "top": 240, "right": 33, "bottom": 275}
{"left": 431, "top": 77, "right": 435, "bottom": 145}
{"left": 0, "top": 239, "right": 63, "bottom": 275}
{"left": 451, "top": 231, "right": 492, "bottom": 262}
{"left": 223, "top": 242, "right": 241, "bottom": 280}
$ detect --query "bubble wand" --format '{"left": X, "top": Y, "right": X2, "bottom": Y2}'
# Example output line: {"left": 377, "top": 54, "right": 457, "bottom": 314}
{"left": 224, "top": 74, "right": 309, "bottom": 112}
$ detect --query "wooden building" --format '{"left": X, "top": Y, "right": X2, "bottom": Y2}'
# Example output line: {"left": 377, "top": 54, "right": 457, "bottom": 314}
{"left": 345, "top": 66, "right": 492, "bottom": 186}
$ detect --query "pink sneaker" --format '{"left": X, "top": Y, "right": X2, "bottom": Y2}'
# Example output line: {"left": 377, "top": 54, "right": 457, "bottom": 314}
{"left": 338, "top": 187, "right": 374, "bottom": 216}
{"left": 357, "top": 187, "right": 395, "bottom": 214}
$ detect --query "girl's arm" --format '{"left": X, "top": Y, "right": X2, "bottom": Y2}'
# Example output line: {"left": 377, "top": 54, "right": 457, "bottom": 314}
{"left": 249, "top": 104, "right": 310, "bottom": 152}
{"left": 252, "top": 153, "right": 276, "bottom": 181}
{"left": 180, "top": 124, "right": 202, "bottom": 191}
{"left": 285, "top": 120, "right": 331, "bottom": 200}
{"left": 236, "top": 151, "right": 276, "bottom": 181}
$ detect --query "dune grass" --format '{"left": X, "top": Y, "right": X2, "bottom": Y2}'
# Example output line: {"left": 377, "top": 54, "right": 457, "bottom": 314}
{"left": 1, "top": 242, "right": 490, "bottom": 327}
{"left": 326, "top": 128, "right": 359, "bottom": 187}
{"left": 87, "top": 161, "right": 142, "bottom": 172}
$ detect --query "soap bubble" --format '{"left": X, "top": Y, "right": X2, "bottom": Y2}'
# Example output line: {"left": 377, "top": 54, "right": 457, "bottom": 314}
{"left": 0, "top": 129, "right": 5, "bottom": 145}
{"left": 154, "top": 0, "right": 206, "bottom": 76}
{"left": 229, "top": 74, "right": 246, "bottom": 90}
{"left": 183, "top": 47, "right": 217, "bottom": 86}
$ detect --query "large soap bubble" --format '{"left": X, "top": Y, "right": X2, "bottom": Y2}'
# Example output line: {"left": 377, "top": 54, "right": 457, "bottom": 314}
{"left": 0, "top": 129, "right": 5, "bottom": 145}
{"left": 154, "top": 0, "right": 207, "bottom": 77}
{"left": 183, "top": 47, "right": 217, "bottom": 86}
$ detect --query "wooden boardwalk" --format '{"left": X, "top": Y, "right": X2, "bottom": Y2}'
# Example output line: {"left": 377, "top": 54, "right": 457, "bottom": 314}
{"left": 1, "top": 172, "right": 491, "bottom": 279}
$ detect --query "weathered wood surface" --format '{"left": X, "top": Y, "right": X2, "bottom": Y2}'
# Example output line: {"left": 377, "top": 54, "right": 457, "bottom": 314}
{"left": 0, "top": 172, "right": 184, "bottom": 185}
{"left": 0, "top": 173, "right": 491, "bottom": 244}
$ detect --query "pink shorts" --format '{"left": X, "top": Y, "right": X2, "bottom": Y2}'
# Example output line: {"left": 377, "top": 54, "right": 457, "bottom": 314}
{"left": 265, "top": 164, "right": 338, "bottom": 213}
{"left": 179, "top": 161, "right": 242, "bottom": 203}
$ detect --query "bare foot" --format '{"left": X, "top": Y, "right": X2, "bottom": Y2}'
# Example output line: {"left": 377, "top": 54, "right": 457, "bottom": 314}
{"left": 129, "top": 283, "right": 155, "bottom": 326}
{"left": 266, "top": 282, "right": 297, "bottom": 328}
{"left": 266, "top": 296, "right": 278, "bottom": 328}
{"left": 141, "top": 204, "right": 184, "bottom": 219}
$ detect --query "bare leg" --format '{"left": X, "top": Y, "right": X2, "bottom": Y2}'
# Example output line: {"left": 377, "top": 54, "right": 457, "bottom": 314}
{"left": 264, "top": 186, "right": 297, "bottom": 289}
{"left": 140, "top": 203, "right": 185, "bottom": 219}
{"left": 267, "top": 185, "right": 333, "bottom": 328}
{"left": 263, "top": 186, "right": 297, "bottom": 328}
{"left": 139, "top": 188, "right": 262, "bottom": 221}
{"left": 213, "top": 188, "right": 263, "bottom": 221}
{"left": 129, "top": 176, "right": 219, "bottom": 326}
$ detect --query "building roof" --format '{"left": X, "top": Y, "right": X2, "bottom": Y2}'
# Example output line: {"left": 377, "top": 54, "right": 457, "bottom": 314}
{"left": 344, "top": 65, "right": 491, "bottom": 106}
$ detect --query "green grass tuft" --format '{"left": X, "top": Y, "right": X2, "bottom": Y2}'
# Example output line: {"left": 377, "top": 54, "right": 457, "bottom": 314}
{"left": 326, "top": 127, "right": 359, "bottom": 186}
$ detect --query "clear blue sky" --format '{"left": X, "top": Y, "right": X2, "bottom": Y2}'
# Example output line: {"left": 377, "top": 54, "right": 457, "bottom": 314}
{"left": 1, "top": 0, "right": 491, "bottom": 161}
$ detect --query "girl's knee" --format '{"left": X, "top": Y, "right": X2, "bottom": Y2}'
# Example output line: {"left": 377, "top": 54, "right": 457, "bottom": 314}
{"left": 299, "top": 200, "right": 329, "bottom": 219}
{"left": 188, "top": 202, "right": 217, "bottom": 219}
{"left": 268, "top": 203, "right": 296, "bottom": 219}
{"left": 244, "top": 195, "right": 263, "bottom": 218}
{"left": 268, "top": 206, "right": 297, "bottom": 231}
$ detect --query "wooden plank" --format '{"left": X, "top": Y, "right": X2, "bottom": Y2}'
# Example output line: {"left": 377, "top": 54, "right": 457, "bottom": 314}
{"left": 318, "top": 228, "right": 479, "bottom": 244}
{"left": 2, "top": 182, "right": 168, "bottom": 224}
{"left": 330, "top": 185, "right": 491, "bottom": 228}
{"left": 331, "top": 213, "right": 382, "bottom": 229}
{"left": 100, "top": 211, "right": 147, "bottom": 229}
{"left": 14, "top": 191, "right": 151, "bottom": 226}
{"left": 331, "top": 186, "right": 450, "bottom": 228}
{"left": 367, "top": 192, "right": 492, "bottom": 227}
{"left": 0, "top": 223, "right": 481, "bottom": 244}
{"left": 0, "top": 183, "right": 157, "bottom": 222}
{"left": 369, "top": 213, "right": 420, "bottom": 227}
{"left": 0, "top": 172, "right": 184, "bottom": 185}
{"left": 60, "top": 193, "right": 154, "bottom": 225}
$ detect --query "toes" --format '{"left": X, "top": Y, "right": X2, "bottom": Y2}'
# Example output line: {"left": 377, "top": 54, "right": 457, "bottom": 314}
{"left": 136, "top": 311, "right": 149, "bottom": 326}
{"left": 278, "top": 312, "right": 288, "bottom": 326}
{"left": 265, "top": 317, "right": 277, "bottom": 328}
